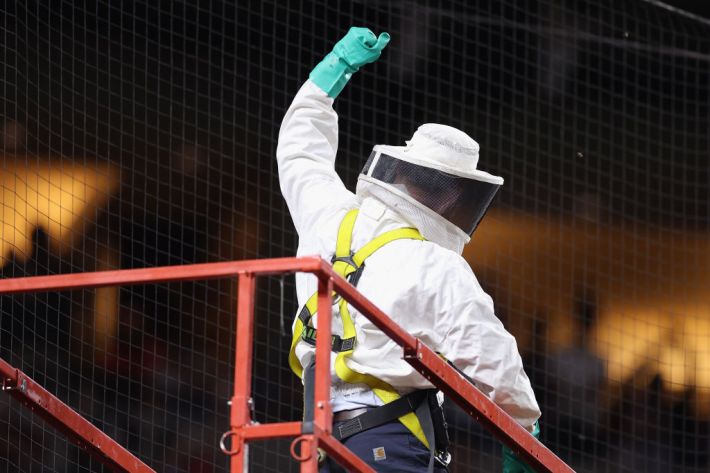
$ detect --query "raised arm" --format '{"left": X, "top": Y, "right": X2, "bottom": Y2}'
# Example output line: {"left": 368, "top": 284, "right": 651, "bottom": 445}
{"left": 276, "top": 81, "right": 351, "bottom": 237}
{"left": 276, "top": 27, "right": 390, "bottom": 238}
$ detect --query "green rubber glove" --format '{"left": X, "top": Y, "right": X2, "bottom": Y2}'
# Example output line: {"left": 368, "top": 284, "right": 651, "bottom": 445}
{"left": 310, "top": 27, "right": 391, "bottom": 98}
{"left": 502, "top": 422, "right": 541, "bottom": 473}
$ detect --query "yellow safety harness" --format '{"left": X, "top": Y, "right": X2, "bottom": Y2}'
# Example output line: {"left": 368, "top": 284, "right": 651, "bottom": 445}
{"left": 288, "top": 208, "right": 431, "bottom": 447}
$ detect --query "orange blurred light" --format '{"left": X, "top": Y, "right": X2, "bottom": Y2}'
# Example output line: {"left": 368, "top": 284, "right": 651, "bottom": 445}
{"left": 466, "top": 209, "right": 710, "bottom": 402}
{"left": 0, "top": 155, "right": 118, "bottom": 263}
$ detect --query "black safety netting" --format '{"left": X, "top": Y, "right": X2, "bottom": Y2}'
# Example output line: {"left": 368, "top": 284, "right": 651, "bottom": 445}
{"left": 1, "top": 1, "right": 709, "bottom": 472}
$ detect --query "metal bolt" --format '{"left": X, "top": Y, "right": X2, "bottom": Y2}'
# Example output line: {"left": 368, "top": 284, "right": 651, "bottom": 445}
{"left": 248, "top": 397, "right": 255, "bottom": 421}
{"left": 20, "top": 379, "right": 26, "bottom": 393}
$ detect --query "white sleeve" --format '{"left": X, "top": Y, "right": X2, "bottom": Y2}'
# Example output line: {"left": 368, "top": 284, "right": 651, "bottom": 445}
{"left": 276, "top": 80, "right": 357, "bottom": 238}
{"left": 438, "top": 268, "right": 541, "bottom": 430}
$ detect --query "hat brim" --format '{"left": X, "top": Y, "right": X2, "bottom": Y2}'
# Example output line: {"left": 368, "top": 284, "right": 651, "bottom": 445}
{"left": 374, "top": 144, "right": 504, "bottom": 185}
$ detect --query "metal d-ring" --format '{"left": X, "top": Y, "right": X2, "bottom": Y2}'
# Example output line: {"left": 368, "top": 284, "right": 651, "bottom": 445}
{"left": 289, "top": 435, "right": 313, "bottom": 462}
{"left": 219, "top": 430, "right": 241, "bottom": 455}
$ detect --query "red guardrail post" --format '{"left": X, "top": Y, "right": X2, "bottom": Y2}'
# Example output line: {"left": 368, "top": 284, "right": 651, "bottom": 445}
{"left": 313, "top": 275, "right": 333, "bottom": 435}
{"left": 293, "top": 274, "right": 332, "bottom": 473}
{"left": 230, "top": 273, "right": 256, "bottom": 472}
{"left": 306, "top": 271, "right": 376, "bottom": 473}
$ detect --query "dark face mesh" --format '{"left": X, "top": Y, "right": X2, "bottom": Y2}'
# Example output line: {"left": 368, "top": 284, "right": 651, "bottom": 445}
{"left": 1, "top": 1, "right": 710, "bottom": 472}
{"left": 366, "top": 153, "right": 501, "bottom": 235}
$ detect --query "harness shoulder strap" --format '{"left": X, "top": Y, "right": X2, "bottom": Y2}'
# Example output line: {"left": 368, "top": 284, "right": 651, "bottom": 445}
{"left": 329, "top": 210, "right": 431, "bottom": 448}
{"left": 334, "top": 208, "right": 358, "bottom": 261}
{"left": 289, "top": 209, "right": 425, "bottom": 377}
{"left": 289, "top": 208, "right": 431, "bottom": 449}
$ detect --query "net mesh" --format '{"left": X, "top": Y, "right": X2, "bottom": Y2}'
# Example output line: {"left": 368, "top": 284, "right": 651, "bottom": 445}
{"left": 1, "top": 1, "right": 709, "bottom": 472}
{"left": 362, "top": 151, "right": 501, "bottom": 235}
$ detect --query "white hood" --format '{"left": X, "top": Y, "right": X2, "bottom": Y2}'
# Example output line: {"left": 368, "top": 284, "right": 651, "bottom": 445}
{"left": 356, "top": 123, "right": 503, "bottom": 254}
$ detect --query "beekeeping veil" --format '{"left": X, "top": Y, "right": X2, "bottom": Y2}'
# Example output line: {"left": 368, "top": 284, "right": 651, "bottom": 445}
{"left": 356, "top": 124, "right": 503, "bottom": 254}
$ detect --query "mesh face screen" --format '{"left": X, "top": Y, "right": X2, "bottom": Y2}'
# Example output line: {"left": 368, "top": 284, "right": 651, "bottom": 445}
{"left": 366, "top": 152, "right": 501, "bottom": 235}
{"left": 1, "top": 1, "right": 710, "bottom": 472}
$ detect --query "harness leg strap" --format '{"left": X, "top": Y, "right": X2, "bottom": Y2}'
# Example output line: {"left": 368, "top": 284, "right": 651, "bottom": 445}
{"left": 331, "top": 390, "right": 446, "bottom": 472}
{"left": 414, "top": 392, "right": 437, "bottom": 473}
{"left": 333, "top": 391, "right": 427, "bottom": 441}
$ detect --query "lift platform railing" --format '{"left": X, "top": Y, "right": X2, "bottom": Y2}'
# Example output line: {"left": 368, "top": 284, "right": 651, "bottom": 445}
{"left": 0, "top": 256, "right": 574, "bottom": 472}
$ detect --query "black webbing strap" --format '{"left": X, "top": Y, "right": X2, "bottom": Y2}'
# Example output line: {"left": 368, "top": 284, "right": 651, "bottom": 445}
{"left": 333, "top": 390, "right": 428, "bottom": 442}
{"left": 300, "top": 325, "right": 356, "bottom": 352}
{"left": 330, "top": 252, "right": 366, "bottom": 287}
{"left": 333, "top": 390, "right": 446, "bottom": 473}
{"left": 297, "top": 305, "right": 310, "bottom": 324}
{"left": 302, "top": 359, "right": 315, "bottom": 434}
{"left": 297, "top": 298, "right": 356, "bottom": 353}
{"left": 414, "top": 391, "right": 437, "bottom": 473}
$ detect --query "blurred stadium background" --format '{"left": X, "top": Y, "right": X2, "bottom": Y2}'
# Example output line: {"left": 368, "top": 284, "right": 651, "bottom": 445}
{"left": 1, "top": 0, "right": 709, "bottom": 471}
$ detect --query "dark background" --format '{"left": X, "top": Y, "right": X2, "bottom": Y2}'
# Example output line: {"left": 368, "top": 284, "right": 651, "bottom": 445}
{"left": 663, "top": 1, "right": 710, "bottom": 18}
{"left": 1, "top": 1, "right": 709, "bottom": 472}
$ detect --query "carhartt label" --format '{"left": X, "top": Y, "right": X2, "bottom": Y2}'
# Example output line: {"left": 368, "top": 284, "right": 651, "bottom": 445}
{"left": 372, "top": 446, "right": 386, "bottom": 461}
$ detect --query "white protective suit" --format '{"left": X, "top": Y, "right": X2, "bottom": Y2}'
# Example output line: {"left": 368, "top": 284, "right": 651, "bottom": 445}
{"left": 277, "top": 80, "right": 541, "bottom": 430}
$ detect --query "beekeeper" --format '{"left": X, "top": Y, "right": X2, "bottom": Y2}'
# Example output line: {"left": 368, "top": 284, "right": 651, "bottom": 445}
{"left": 277, "top": 27, "right": 541, "bottom": 473}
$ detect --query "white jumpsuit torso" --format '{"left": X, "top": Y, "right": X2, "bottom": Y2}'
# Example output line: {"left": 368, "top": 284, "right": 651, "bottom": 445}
{"left": 277, "top": 80, "right": 541, "bottom": 429}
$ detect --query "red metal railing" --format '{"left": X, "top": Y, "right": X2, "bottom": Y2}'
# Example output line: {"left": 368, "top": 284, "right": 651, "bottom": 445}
{"left": 0, "top": 256, "right": 574, "bottom": 472}
{"left": 0, "top": 357, "right": 155, "bottom": 473}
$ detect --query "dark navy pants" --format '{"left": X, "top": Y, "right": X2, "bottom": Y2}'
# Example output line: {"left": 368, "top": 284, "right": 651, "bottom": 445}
{"left": 320, "top": 420, "right": 448, "bottom": 473}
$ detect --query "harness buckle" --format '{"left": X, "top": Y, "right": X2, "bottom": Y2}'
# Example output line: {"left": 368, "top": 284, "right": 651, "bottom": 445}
{"left": 435, "top": 450, "right": 452, "bottom": 467}
{"left": 331, "top": 252, "right": 365, "bottom": 291}
{"left": 330, "top": 252, "right": 358, "bottom": 270}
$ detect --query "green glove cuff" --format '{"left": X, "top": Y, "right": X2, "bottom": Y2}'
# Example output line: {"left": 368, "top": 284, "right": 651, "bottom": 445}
{"left": 309, "top": 52, "right": 359, "bottom": 98}
{"left": 501, "top": 422, "right": 540, "bottom": 473}
{"left": 531, "top": 421, "right": 540, "bottom": 438}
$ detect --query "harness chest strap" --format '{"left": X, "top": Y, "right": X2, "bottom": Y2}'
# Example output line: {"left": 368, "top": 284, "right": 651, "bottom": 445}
{"left": 288, "top": 208, "right": 431, "bottom": 448}
{"left": 288, "top": 208, "right": 424, "bottom": 377}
